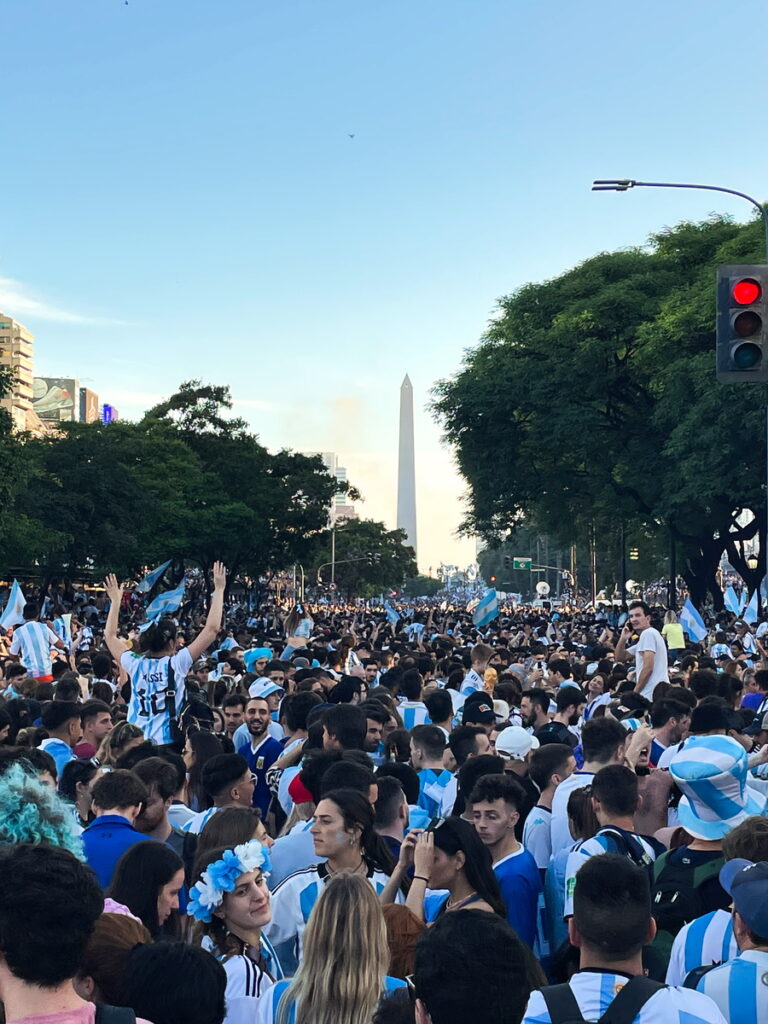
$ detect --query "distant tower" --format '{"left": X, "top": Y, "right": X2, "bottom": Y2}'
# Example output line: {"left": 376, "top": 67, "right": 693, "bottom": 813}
{"left": 397, "top": 374, "right": 417, "bottom": 554}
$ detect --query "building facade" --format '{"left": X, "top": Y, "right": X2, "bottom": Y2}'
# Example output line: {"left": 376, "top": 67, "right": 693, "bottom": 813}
{"left": 0, "top": 312, "right": 35, "bottom": 431}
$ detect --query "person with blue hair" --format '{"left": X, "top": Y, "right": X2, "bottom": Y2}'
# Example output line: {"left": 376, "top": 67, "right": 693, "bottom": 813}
{"left": 0, "top": 760, "right": 83, "bottom": 858}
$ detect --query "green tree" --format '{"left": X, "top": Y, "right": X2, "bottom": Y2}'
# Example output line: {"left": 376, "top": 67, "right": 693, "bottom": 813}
{"left": 433, "top": 215, "right": 767, "bottom": 608}
{"left": 310, "top": 519, "right": 417, "bottom": 598}
{"left": 402, "top": 574, "right": 443, "bottom": 598}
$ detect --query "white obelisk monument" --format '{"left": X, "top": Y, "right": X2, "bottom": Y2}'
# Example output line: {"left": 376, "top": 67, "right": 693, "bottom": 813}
{"left": 397, "top": 374, "right": 417, "bottom": 555}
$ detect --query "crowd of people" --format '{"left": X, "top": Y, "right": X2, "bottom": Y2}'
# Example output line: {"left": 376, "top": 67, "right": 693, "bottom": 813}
{"left": 1, "top": 564, "right": 768, "bottom": 1024}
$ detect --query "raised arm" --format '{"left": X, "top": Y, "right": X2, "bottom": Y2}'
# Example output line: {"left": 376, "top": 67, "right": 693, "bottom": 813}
{"left": 103, "top": 575, "right": 126, "bottom": 662}
{"left": 187, "top": 562, "right": 227, "bottom": 662}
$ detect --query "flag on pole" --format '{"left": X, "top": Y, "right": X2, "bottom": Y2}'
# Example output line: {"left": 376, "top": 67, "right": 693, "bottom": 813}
{"left": 53, "top": 613, "right": 72, "bottom": 648}
{"left": 0, "top": 580, "right": 25, "bottom": 630}
{"left": 144, "top": 578, "right": 186, "bottom": 622}
{"left": 743, "top": 590, "right": 760, "bottom": 625}
{"left": 135, "top": 559, "right": 172, "bottom": 594}
{"left": 724, "top": 586, "right": 741, "bottom": 616}
{"left": 739, "top": 588, "right": 748, "bottom": 614}
{"left": 679, "top": 597, "right": 707, "bottom": 643}
{"left": 473, "top": 588, "right": 499, "bottom": 628}
{"left": 383, "top": 600, "right": 400, "bottom": 626}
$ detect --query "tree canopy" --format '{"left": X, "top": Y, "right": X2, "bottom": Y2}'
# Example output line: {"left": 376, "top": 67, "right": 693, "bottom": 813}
{"left": 432, "top": 215, "right": 768, "bottom": 606}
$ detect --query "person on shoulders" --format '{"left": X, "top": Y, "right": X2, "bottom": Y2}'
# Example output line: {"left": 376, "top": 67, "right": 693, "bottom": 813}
{"left": 521, "top": 854, "right": 726, "bottom": 1024}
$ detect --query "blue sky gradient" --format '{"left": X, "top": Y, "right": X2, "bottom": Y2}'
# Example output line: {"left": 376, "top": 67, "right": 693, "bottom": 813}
{"left": 4, "top": 0, "right": 768, "bottom": 569}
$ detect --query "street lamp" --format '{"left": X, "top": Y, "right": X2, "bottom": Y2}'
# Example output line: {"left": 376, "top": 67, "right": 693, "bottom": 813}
{"left": 748, "top": 554, "right": 759, "bottom": 570}
{"left": 593, "top": 177, "right": 768, "bottom": 594}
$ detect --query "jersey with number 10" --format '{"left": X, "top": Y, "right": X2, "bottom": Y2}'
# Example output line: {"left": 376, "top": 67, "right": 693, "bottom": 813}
{"left": 122, "top": 648, "right": 193, "bottom": 744}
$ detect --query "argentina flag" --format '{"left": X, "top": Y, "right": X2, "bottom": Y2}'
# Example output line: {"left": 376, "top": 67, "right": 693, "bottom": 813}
{"left": 145, "top": 578, "right": 186, "bottom": 621}
{"left": 724, "top": 586, "right": 741, "bottom": 616}
{"left": 135, "top": 559, "right": 172, "bottom": 594}
{"left": 473, "top": 588, "right": 499, "bottom": 628}
{"left": 53, "top": 613, "right": 73, "bottom": 648}
{"left": 679, "top": 597, "right": 707, "bottom": 642}
{"left": 383, "top": 600, "right": 400, "bottom": 626}
{"left": 0, "top": 580, "right": 25, "bottom": 629}
{"left": 743, "top": 589, "right": 760, "bottom": 625}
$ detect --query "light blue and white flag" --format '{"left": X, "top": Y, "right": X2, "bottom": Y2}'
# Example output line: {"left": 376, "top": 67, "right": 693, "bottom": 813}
{"left": 53, "top": 613, "right": 72, "bottom": 648}
{"left": 135, "top": 559, "right": 172, "bottom": 594}
{"left": 724, "top": 586, "right": 741, "bottom": 616}
{"left": 383, "top": 600, "right": 400, "bottom": 626}
{"left": 0, "top": 580, "right": 25, "bottom": 629}
{"left": 679, "top": 597, "right": 707, "bottom": 643}
{"left": 739, "top": 588, "right": 748, "bottom": 614}
{"left": 761, "top": 575, "right": 768, "bottom": 603}
{"left": 473, "top": 588, "right": 499, "bottom": 628}
{"left": 144, "top": 578, "right": 186, "bottom": 622}
{"left": 743, "top": 589, "right": 760, "bottom": 625}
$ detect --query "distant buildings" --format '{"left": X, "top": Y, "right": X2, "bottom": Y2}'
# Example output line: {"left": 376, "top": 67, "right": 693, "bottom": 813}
{"left": 0, "top": 310, "right": 119, "bottom": 434}
{"left": 303, "top": 451, "right": 357, "bottom": 523}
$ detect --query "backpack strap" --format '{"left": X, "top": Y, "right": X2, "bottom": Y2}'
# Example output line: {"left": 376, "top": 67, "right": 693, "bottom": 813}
{"left": 165, "top": 658, "right": 177, "bottom": 719}
{"left": 95, "top": 1005, "right": 137, "bottom": 1024}
{"left": 598, "top": 828, "right": 653, "bottom": 869}
{"left": 683, "top": 963, "right": 719, "bottom": 989}
{"left": 540, "top": 983, "right": 586, "bottom": 1024}
{"left": 598, "top": 976, "right": 665, "bottom": 1024}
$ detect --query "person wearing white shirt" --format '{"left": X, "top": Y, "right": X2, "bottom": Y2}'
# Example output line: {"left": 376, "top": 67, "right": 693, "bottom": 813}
{"left": 614, "top": 601, "right": 669, "bottom": 701}
{"left": 9, "top": 607, "right": 65, "bottom": 680}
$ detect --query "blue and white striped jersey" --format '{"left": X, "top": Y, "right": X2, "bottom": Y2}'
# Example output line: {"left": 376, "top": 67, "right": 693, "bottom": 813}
{"left": 522, "top": 972, "right": 727, "bottom": 1024}
{"left": 122, "top": 647, "right": 193, "bottom": 744}
{"left": 182, "top": 806, "right": 220, "bottom": 835}
{"left": 459, "top": 668, "right": 485, "bottom": 696}
{"left": 214, "top": 936, "right": 283, "bottom": 1024}
{"left": 398, "top": 701, "right": 430, "bottom": 730}
{"left": 9, "top": 621, "right": 61, "bottom": 678}
{"left": 666, "top": 909, "right": 737, "bottom": 986}
{"left": 695, "top": 949, "right": 768, "bottom": 1024}
{"left": 417, "top": 768, "right": 453, "bottom": 818}
{"left": 266, "top": 864, "right": 398, "bottom": 962}
{"left": 564, "top": 829, "right": 662, "bottom": 917}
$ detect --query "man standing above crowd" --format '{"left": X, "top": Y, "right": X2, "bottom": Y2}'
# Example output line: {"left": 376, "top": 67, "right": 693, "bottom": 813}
{"left": 615, "top": 600, "right": 668, "bottom": 700}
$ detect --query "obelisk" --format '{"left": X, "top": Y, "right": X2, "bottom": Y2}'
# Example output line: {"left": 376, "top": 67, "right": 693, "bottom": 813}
{"left": 397, "top": 374, "right": 417, "bottom": 555}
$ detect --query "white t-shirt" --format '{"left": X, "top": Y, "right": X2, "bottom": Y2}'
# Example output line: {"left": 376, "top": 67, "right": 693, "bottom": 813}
{"left": 629, "top": 626, "right": 669, "bottom": 699}
{"left": 522, "top": 805, "right": 552, "bottom": 870}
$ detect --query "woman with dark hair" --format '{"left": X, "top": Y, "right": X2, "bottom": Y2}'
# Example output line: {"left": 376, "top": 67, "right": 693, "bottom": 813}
{"left": 197, "top": 805, "right": 273, "bottom": 859}
{"left": 266, "top": 788, "right": 400, "bottom": 961}
{"left": 58, "top": 757, "right": 100, "bottom": 829}
{"left": 327, "top": 677, "right": 362, "bottom": 705}
{"left": 108, "top": 841, "right": 185, "bottom": 939}
{"left": 384, "top": 817, "right": 506, "bottom": 923}
{"left": 184, "top": 730, "right": 225, "bottom": 811}
{"left": 104, "top": 562, "right": 226, "bottom": 746}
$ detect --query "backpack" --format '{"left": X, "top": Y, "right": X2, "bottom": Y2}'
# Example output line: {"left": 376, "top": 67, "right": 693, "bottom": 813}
{"left": 165, "top": 662, "right": 214, "bottom": 744}
{"left": 650, "top": 850, "right": 724, "bottom": 961}
{"left": 541, "top": 976, "right": 664, "bottom": 1024}
{"left": 95, "top": 1006, "right": 136, "bottom": 1024}
{"left": 597, "top": 827, "right": 656, "bottom": 879}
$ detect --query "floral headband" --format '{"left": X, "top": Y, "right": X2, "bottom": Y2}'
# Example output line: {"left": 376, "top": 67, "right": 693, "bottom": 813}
{"left": 188, "top": 840, "right": 271, "bottom": 923}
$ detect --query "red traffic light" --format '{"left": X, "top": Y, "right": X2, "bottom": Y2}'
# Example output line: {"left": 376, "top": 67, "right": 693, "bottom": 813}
{"left": 733, "top": 278, "right": 761, "bottom": 305}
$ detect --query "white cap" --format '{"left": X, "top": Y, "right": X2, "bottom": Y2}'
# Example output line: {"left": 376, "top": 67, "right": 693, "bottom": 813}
{"left": 495, "top": 726, "right": 539, "bottom": 761}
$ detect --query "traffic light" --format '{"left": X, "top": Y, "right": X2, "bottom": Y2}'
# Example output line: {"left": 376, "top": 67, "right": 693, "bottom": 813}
{"left": 490, "top": 575, "right": 497, "bottom": 582}
{"left": 503, "top": 556, "right": 511, "bottom": 569}
{"left": 716, "top": 265, "right": 768, "bottom": 382}
{"left": 629, "top": 548, "right": 639, "bottom": 561}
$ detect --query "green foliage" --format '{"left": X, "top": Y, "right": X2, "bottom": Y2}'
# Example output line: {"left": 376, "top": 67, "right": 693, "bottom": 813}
{"left": 402, "top": 574, "right": 443, "bottom": 598}
{"left": 433, "top": 215, "right": 767, "bottom": 606}
{"left": 309, "top": 518, "right": 417, "bottom": 598}
{"left": 0, "top": 381, "right": 341, "bottom": 582}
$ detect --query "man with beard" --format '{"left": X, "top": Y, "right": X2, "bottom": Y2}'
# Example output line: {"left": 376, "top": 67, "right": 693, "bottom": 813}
{"left": 237, "top": 696, "right": 282, "bottom": 816}
{"left": 535, "top": 688, "right": 584, "bottom": 749}
{"left": 521, "top": 689, "right": 551, "bottom": 733}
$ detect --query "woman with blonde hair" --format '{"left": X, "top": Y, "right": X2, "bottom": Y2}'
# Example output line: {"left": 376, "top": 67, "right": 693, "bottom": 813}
{"left": 95, "top": 719, "right": 144, "bottom": 768}
{"left": 260, "top": 873, "right": 405, "bottom": 1024}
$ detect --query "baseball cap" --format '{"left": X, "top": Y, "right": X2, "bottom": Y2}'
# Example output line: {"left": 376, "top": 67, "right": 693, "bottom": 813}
{"left": 719, "top": 859, "right": 768, "bottom": 937}
{"left": 248, "top": 680, "right": 284, "bottom": 700}
{"left": 495, "top": 726, "right": 539, "bottom": 761}
{"left": 744, "top": 710, "right": 768, "bottom": 736}
{"left": 462, "top": 698, "right": 495, "bottom": 725}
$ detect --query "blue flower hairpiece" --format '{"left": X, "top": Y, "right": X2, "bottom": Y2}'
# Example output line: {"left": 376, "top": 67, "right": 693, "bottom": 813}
{"left": 188, "top": 840, "right": 271, "bottom": 923}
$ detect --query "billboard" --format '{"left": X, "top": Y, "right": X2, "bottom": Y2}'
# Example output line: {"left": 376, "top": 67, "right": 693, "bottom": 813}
{"left": 102, "top": 404, "right": 119, "bottom": 425}
{"left": 32, "top": 377, "right": 79, "bottom": 423}
{"left": 79, "top": 387, "right": 100, "bottom": 423}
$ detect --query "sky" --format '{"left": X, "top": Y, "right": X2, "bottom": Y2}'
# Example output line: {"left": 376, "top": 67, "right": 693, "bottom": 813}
{"left": 4, "top": 0, "right": 768, "bottom": 573}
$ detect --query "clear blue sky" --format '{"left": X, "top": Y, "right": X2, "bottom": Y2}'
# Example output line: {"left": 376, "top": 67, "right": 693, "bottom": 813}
{"left": 4, "top": 0, "right": 767, "bottom": 570}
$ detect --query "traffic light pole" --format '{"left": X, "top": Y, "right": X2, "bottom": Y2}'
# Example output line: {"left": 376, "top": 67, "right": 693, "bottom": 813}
{"left": 593, "top": 177, "right": 768, "bottom": 600}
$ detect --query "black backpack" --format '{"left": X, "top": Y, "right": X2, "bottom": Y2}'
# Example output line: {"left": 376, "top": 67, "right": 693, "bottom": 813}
{"left": 596, "top": 827, "right": 657, "bottom": 879}
{"left": 95, "top": 1006, "right": 136, "bottom": 1024}
{"left": 541, "top": 976, "right": 665, "bottom": 1024}
{"left": 650, "top": 850, "right": 724, "bottom": 961}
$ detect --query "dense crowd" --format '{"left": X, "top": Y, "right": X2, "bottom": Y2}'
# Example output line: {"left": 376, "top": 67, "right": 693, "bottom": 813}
{"left": 1, "top": 565, "right": 768, "bottom": 1024}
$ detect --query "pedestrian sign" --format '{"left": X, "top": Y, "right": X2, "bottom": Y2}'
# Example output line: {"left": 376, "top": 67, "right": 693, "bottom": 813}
{"left": 512, "top": 557, "right": 532, "bottom": 571}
